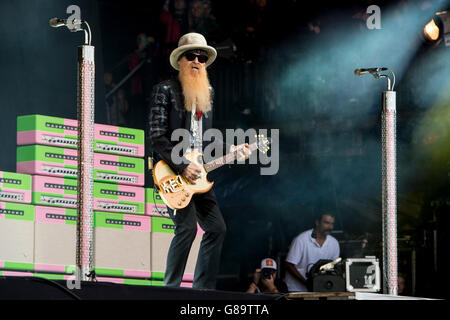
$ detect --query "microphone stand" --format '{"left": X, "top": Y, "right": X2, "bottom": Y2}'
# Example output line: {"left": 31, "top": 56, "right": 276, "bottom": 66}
{"left": 379, "top": 70, "right": 398, "bottom": 296}
{"left": 51, "top": 18, "right": 96, "bottom": 284}
{"left": 75, "top": 21, "right": 96, "bottom": 283}
{"left": 357, "top": 69, "right": 398, "bottom": 295}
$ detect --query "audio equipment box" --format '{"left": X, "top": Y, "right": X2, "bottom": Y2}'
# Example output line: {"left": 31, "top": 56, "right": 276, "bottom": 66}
{"left": 94, "top": 211, "right": 151, "bottom": 279}
{"left": 0, "top": 202, "right": 35, "bottom": 272}
{"left": 345, "top": 258, "right": 381, "bottom": 292}
{"left": 34, "top": 206, "right": 77, "bottom": 274}
{"left": 145, "top": 188, "right": 169, "bottom": 218}
{"left": 17, "top": 145, "right": 144, "bottom": 186}
{"left": 32, "top": 175, "right": 145, "bottom": 214}
{"left": 17, "top": 114, "right": 145, "bottom": 157}
{"left": 0, "top": 171, "right": 31, "bottom": 204}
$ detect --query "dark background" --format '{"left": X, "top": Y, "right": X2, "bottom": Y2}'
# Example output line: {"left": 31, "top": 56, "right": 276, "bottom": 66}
{"left": 0, "top": 0, "right": 449, "bottom": 298}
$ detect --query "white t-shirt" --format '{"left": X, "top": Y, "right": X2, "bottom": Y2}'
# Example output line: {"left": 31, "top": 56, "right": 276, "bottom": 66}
{"left": 284, "top": 229, "right": 340, "bottom": 292}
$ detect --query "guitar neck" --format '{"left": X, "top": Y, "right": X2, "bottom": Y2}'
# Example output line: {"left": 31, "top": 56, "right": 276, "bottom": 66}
{"left": 203, "top": 143, "right": 258, "bottom": 173}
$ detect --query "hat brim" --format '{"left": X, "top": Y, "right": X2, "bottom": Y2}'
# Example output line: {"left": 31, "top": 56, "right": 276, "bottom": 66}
{"left": 170, "top": 44, "right": 217, "bottom": 70}
{"left": 261, "top": 265, "right": 277, "bottom": 270}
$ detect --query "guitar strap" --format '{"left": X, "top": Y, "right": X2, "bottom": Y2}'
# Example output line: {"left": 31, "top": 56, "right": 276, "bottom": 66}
{"left": 189, "top": 102, "right": 203, "bottom": 155}
{"left": 172, "top": 104, "right": 202, "bottom": 218}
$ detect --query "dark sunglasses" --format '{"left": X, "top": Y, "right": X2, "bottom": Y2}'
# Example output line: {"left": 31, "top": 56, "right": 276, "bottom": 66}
{"left": 184, "top": 52, "right": 208, "bottom": 63}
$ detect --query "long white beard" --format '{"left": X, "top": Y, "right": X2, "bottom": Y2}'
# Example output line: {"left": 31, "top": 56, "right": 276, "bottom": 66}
{"left": 179, "top": 64, "right": 212, "bottom": 112}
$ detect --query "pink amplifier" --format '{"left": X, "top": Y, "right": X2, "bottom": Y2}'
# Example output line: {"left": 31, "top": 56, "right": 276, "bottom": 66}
{"left": 0, "top": 171, "right": 31, "bottom": 204}
{"left": 145, "top": 188, "right": 169, "bottom": 217}
{"left": 17, "top": 145, "right": 144, "bottom": 186}
{"left": 17, "top": 114, "right": 145, "bottom": 157}
{"left": 32, "top": 175, "right": 145, "bottom": 214}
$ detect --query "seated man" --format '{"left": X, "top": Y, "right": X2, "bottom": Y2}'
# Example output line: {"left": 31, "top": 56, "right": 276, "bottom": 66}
{"left": 283, "top": 212, "right": 340, "bottom": 292}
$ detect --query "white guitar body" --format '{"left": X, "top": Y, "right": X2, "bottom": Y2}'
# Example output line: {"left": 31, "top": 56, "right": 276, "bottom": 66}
{"left": 153, "top": 151, "right": 213, "bottom": 210}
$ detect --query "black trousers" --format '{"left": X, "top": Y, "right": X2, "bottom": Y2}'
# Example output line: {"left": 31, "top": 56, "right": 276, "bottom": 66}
{"left": 163, "top": 188, "right": 226, "bottom": 289}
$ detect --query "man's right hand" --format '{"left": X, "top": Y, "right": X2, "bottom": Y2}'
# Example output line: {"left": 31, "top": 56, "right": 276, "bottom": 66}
{"left": 182, "top": 162, "right": 202, "bottom": 184}
{"left": 285, "top": 261, "right": 309, "bottom": 287}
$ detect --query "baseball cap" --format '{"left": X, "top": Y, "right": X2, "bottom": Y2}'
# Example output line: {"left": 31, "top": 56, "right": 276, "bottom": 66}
{"left": 261, "top": 258, "right": 277, "bottom": 270}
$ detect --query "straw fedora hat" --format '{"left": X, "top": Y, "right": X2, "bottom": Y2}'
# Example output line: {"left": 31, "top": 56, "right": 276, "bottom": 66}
{"left": 169, "top": 32, "right": 217, "bottom": 70}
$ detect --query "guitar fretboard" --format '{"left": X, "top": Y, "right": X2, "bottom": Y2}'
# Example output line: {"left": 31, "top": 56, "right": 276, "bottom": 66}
{"left": 203, "top": 143, "right": 258, "bottom": 173}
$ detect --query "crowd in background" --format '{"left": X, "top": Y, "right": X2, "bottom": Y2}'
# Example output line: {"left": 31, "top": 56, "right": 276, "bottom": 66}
{"left": 102, "top": 0, "right": 431, "bottom": 130}
{"left": 103, "top": 0, "right": 281, "bottom": 129}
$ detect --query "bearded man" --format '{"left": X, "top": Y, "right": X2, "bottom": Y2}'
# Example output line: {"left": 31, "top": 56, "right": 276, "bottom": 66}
{"left": 148, "top": 33, "right": 250, "bottom": 289}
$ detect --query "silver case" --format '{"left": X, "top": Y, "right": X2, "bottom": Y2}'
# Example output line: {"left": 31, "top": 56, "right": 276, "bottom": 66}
{"left": 345, "top": 258, "right": 381, "bottom": 292}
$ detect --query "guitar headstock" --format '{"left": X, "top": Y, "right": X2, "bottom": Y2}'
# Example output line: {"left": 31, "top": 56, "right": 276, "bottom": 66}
{"left": 254, "top": 134, "right": 270, "bottom": 154}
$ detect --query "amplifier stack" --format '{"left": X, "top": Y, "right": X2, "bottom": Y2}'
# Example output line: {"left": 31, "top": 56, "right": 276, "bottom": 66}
{"left": 0, "top": 114, "right": 203, "bottom": 288}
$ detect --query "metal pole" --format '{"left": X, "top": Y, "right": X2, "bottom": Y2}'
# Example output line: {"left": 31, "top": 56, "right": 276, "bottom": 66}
{"left": 381, "top": 89, "right": 398, "bottom": 295}
{"left": 76, "top": 44, "right": 95, "bottom": 282}
{"left": 412, "top": 248, "right": 416, "bottom": 295}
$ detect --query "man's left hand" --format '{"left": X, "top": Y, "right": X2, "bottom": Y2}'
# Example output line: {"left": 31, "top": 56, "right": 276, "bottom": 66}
{"left": 231, "top": 143, "right": 251, "bottom": 161}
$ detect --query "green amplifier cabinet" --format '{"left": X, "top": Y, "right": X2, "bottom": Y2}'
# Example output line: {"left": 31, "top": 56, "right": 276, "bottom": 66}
{"left": 32, "top": 175, "right": 145, "bottom": 214}
{"left": 0, "top": 171, "right": 32, "bottom": 204}
{"left": 17, "top": 114, "right": 145, "bottom": 157}
{"left": 17, "top": 144, "right": 144, "bottom": 186}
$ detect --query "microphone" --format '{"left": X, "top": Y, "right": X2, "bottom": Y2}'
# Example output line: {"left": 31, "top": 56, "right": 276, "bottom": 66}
{"left": 49, "top": 17, "right": 82, "bottom": 28}
{"left": 354, "top": 67, "right": 388, "bottom": 76}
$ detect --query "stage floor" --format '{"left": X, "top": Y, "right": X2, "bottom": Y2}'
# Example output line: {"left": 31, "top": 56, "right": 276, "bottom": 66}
{"left": 0, "top": 276, "right": 282, "bottom": 300}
